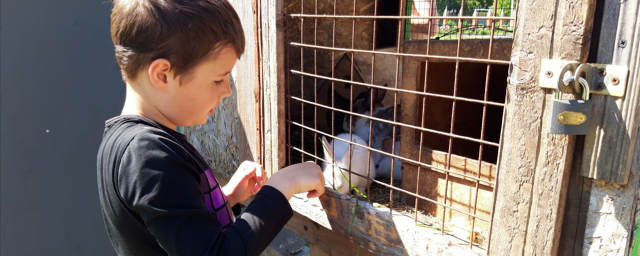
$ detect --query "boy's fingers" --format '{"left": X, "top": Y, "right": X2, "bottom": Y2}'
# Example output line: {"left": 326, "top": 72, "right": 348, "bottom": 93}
{"left": 255, "top": 165, "right": 264, "bottom": 186}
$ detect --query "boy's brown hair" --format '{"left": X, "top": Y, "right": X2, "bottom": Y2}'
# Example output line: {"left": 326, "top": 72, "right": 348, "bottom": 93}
{"left": 110, "top": 0, "right": 245, "bottom": 82}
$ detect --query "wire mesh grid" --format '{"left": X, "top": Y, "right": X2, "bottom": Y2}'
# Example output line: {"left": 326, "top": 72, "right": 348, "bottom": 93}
{"left": 283, "top": 0, "right": 516, "bottom": 252}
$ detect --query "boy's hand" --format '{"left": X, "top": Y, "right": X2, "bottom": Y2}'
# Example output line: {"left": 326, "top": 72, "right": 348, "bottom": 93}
{"left": 222, "top": 161, "right": 267, "bottom": 206}
{"left": 265, "top": 162, "right": 326, "bottom": 200}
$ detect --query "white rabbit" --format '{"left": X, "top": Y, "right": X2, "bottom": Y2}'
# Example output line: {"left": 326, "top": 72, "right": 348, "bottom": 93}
{"left": 321, "top": 133, "right": 377, "bottom": 195}
{"left": 376, "top": 137, "right": 402, "bottom": 181}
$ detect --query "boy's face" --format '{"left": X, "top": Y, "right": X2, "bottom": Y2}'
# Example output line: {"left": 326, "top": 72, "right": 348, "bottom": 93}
{"left": 162, "top": 46, "right": 237, "bottom": 127}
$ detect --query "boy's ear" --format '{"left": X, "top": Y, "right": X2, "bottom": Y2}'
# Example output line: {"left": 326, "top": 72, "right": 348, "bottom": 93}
{"left": 148, "top": 59, "right": 172, "bottom": 91}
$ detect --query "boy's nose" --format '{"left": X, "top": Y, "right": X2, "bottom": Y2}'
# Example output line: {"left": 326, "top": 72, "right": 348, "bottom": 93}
{"left": 221, "top": 80, "right": 232, "bottom": 98}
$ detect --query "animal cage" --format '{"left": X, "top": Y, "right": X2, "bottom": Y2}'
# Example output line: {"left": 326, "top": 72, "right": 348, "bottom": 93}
{"left": 282, "top": 0, "right": 515, "bottom": 254}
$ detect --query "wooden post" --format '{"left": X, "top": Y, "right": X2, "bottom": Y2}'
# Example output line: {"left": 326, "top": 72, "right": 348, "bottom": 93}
{"left": 260, "top": 0, "right": 287, "bottom": 174}
{"left": 488, "top": 0, "right": 597, "bottom": 255}
{"left": 580, "top": 0, "right": 640, "bottom": 254}
{"left": 580, "top": 0, "right": 640, "bottom": 185}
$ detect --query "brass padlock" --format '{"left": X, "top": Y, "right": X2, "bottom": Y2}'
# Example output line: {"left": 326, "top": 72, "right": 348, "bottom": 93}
{"left": 549, "top": 77, "right": 593, "bottom": 135}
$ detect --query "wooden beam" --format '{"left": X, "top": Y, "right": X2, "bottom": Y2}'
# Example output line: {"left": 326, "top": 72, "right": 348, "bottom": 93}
{"left": 488, "top": 0, "right": 597, "bottom": 255}
{"left": 558, "top": 138, "right": 591, "bottom": 256}
{"left": 285, "top": 211, "right": 377, "bottom": 256}
{"left": 581, "top": 0, "right": 640, "bottom": 254}
{"left": 261, "top": 0, "right": 287, "bottom": 174}
{"left": 580, "top": 0, "right": 640, "bottom": 185}
{"left": 523, "top": 0, "right": 598, "bottom": 255}
{"left": 288, "top": 189, "right": 489, "bottom": 255}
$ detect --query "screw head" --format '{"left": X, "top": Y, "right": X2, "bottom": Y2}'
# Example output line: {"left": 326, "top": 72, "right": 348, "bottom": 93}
{"left": 545, "top": 70, "right": 553, "bottom": 78}
{"left": 595, "top": 82, "right": 605, "bottom": 91}
{"left": 598, "top": 68, "right": 606, "bottom": 76}
{"left": 619, "top": 39, "right": 627, "bottom": 48}
{"left": 612, "top": 77, "right": 620, "bottom": 85}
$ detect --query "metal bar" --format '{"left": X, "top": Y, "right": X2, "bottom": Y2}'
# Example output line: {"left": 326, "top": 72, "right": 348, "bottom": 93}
{"left": 388, "top": 0, "right": 407, "bottom": 216}
{"left": 470, "top": 1, "right": 501, "bottom": 249}
{"left": 415, "top": 3, "right": 435, "bottom": 226}
{"left": 290, "top": 71, "right": 506, "bottom": 107}
{"left": 329, "top": 0, "right": 337, "bottom": 188}
{"left": 289, "top": 95, "right": 501, "bottom": 147}
{"left": 300, "top": 0, "right": 306, "bottom": 163}
{"left": 289, "top": 43, "right": 511, "bottom": 64}
{"left": 442, "top": 0, "right": 468, "bottom": 237}
{"left": 366, "top": 0, "right": 379, "bottom": 205}
{"left": 348, "top": 0, "right": 357, "bottom": 194}
{"left": 289, "top": 14, "right": 515, "bottom": 21}
{"left": 313, "top": 0, "right": 318, "bottom": 164}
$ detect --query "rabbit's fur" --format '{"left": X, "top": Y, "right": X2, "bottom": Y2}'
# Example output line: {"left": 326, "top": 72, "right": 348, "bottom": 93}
{"left": 321, "top": 133, "right": 376, "bottom": 195}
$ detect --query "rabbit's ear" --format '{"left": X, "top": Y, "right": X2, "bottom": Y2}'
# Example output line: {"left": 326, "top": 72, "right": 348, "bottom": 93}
{"left": 339, "top": 143, "right": 353, "bottom": 168}
{"left": 373, "top": 84, "right": 388, "bottom": 104}
{"left": 321, "top": 136, "right": 334, "bottom": 161}
{"left": 382, "top": 137, "right": 394, "bottom": 154}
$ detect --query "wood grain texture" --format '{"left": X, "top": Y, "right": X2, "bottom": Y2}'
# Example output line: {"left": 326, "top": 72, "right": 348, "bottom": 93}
{"left": 489, "top": 0, "right": 597, "bottom": 254}
{"left": 288, "top": 189, "right": 486, "bottom": 256}
{"left": 261, "top": 0, "right": 287, "bottom": 175}
{"left": 580, "top": 0, "right": 640, "bottom": 185}
{"left": 558, "top": 138, "right": 591, "bottom": 256}
{"left": 228, "top": 0, "right": 259, "bottom": 162}
{"left": 582, "top": 1, "right": 640, "bottom": 253}
{"left": 522, "top": 0, "right": 597, "bottom": 255}
{"left": 487, "top": 0, "right": 558, "bottom": 254}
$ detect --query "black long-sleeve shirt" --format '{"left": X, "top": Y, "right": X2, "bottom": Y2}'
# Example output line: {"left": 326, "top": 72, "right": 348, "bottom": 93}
{"left": 97, "top": 115, "right": 293, "bottom": 256}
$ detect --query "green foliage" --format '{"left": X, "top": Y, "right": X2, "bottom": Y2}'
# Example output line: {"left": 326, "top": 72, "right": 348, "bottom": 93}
{"left": 436, "top": 0, "right": 518, "bottom": 17}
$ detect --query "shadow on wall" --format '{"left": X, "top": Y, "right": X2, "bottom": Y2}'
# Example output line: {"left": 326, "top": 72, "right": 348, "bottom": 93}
{"left": 182, "top": 73, "right": 254, "bottom": 182}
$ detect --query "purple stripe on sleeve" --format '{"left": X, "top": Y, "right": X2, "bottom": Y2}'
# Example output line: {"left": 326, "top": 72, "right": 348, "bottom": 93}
{"left": 216, "top": 209, "right": 231, "bottom": 227}
{"left": 199, "top": 169, "right": 234, "bottom": 228}
{"left": 211, "top": 188, "right": 225, "bottom": 209}
{"left": 204, "top": 170, "right": 218, "bottom": 188}
{"left": 204, "top": 193, "right": 213, "bottom": 210}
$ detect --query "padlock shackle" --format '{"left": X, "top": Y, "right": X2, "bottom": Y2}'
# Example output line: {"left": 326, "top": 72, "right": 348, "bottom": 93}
{"left": 555, "top": 68, "right": 591, "bottom": 100}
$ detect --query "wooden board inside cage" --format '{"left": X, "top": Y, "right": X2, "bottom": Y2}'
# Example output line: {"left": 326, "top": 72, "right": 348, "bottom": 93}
{"left": 397, "top": 39, "right": 512, "bottom": 231}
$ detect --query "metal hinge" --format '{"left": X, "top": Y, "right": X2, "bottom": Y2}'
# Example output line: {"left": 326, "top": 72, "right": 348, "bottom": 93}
{"left": 538, "top": 59, "right": 628, "bottom": 97}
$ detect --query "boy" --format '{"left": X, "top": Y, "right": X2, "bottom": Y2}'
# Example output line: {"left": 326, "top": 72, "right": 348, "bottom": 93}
{"left": 96, "top": 0, "right": 326, "bottom": 255}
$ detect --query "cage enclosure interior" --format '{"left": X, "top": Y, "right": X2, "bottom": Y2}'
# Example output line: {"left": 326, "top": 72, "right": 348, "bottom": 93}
{"left": 283, "top": 0, "right": 515, "bottom": 254}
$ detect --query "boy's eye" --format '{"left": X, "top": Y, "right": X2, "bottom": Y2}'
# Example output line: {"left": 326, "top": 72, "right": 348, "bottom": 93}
{"left": 214, "top": 79, "right": 224, "bottom": 85}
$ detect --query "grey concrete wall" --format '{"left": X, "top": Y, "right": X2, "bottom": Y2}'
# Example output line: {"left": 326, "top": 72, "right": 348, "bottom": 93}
{"left": 1, "top": 0, "right": 122, "bottom": 255}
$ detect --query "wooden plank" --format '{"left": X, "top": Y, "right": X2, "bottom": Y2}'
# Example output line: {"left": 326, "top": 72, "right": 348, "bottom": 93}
{"left": 401, "top": 147, "right": 496, "bottom": 231}
{"left": 261, "top": 246, "right": 284, "bottom": 256}
{"left": 488, "top": 0, "right": 597, "bottom": 254}
{"left": 403, "top": 39, "right": 513, "bottom": 62}
{"left": 285, "top": 211, "right": 377, "bottom": 256}
{"left": 288, "top": 189, "right": 488, "bottom": 255}
{"left": 260, "top": 0, "right": 285, "bottom": 174}
{"left": 228, "top": 0, "right": 259, "bottom": 163}
{"left": 289, "top": 189, "right": 406, "bottom": 255}
{"left": 487, "top": 0, "right": 560, "bottom": 253}
{"left": 522, "top": 1, "right": 597, "bottom": 255}
{"left": 580, "top": 0, "right": 640, "bottom": 185}
{"left": 254, "top": 0, "right": 264, "bottom": 166}
{"left": 558, "top": 138, "right": 591, "bottom": 256}
{"left": 308, "top": 243, "right": 332, "bottom": 256}
{"left": 582, "top": 0, "right": 640, "bottom": 253}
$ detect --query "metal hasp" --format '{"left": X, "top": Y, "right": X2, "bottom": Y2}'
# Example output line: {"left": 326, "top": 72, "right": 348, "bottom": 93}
{"left": 538, "top": 59, "right": 628, "bottom": 97}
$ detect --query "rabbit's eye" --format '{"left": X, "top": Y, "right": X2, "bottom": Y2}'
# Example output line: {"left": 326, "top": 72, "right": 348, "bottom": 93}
{"left": 375, "top": 164, "right": 379, "bottom": 169}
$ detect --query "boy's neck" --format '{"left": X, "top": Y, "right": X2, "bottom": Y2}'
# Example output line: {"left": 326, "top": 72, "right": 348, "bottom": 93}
{"left": 121, "top": 83, "right": 178, "bottom": 131}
